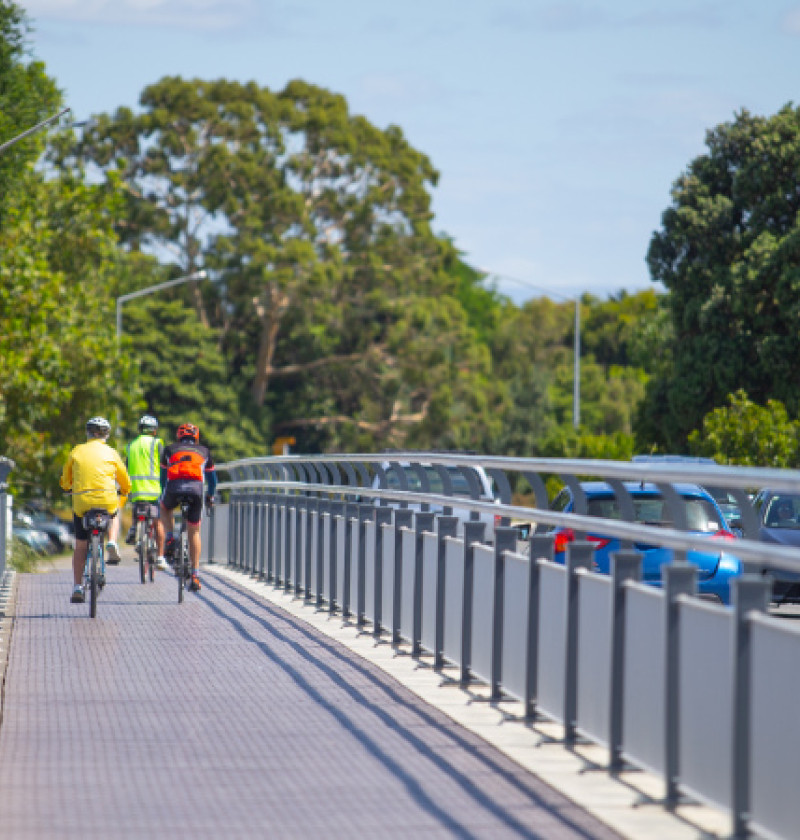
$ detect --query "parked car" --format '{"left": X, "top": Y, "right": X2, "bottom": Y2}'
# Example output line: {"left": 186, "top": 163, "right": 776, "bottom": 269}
{"left": 752, "top": 489, "right": 800, "bottom": 603}
{"left": 548, "top": 481, "right": 743, "bottom": 604}
{"left": 19, "top": 508, "right": 75, "bottom": 552}
{"left": 631, "top": 453, "right": 745, "bottom": 533}
{"left": 12, "top": 516, "right": 55, "bottom": 555}
{"left": 371, "top": 460, "right": 500, "bottom": 538}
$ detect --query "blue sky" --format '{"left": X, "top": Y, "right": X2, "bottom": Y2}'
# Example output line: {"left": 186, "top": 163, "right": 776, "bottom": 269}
{"left": 18, "top": 0, "right": 800, "bottom": 303}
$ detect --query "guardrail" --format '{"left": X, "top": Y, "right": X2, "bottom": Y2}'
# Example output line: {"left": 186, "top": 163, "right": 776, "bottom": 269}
{"left": 204, "top": 453, "right": 800, "bottom": 840}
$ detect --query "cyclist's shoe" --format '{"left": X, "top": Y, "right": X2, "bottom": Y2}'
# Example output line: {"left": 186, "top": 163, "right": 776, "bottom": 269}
{"left": 189, "top": 575, "right": 201, "bottom": 592}
{"left": 70, "top": 587, "right": 85, "bottom": 604}
{"left": 156, "top": 556, "right": 168, "bottom": 571}
{"left": 125, "top": 525, "right": 136, "bottom": 545}
{"left": 106, "top": 542, "right": 121, "bottom": 565}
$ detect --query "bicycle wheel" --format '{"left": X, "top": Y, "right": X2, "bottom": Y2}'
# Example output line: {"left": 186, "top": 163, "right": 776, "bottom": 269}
{"left": 147, "top": 522, "right": 156, "bottom": 582}
{"left": 137, "top": 520, "right": 146, "bottom": 584}
{"left": 89, "top": 534, "right": 99, "bottom": 618}
{"left": 177, "top": 525, "right": 186, "bottom": 604}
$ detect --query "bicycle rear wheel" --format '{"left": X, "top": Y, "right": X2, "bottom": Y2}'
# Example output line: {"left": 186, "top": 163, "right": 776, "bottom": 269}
{"left": 89, "top": 534, "right": 99, "bottom": 618}
{"left": 177, "top": 525, "right": 187, "bottom": 604}
{"left": 147, "top": 524, "right": 156, "bottom": 582}
{"left": 136, "top": 520, "right": 146, "bottom": 584}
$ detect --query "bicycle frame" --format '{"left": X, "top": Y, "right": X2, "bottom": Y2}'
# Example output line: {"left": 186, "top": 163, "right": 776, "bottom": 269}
{"left": 82, "top": 508, "right": 111, "bottom": 618}
{"left": 176, "top": 497, "right": 193, "bottom": 604}
{"left": 133, "top": 501, "right": 159, "bottom": 584}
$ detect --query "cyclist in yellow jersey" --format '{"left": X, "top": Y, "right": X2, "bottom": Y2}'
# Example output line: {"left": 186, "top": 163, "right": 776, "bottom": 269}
{"left": 60, "top": 416, "right": 131, "bottom": 603}
{"left": 124, "top": 414, "right": 168, "bottom": 570}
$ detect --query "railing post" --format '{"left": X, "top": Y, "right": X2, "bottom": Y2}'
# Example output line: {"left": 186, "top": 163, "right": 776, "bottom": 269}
{"left": 207, "top": 496, "right": 215, "bottom": 565}
{"left": 392, "top": 509, "right": 414, "bottom": 647}
{"left": 434, "top": 516, "right": 459, "bottom": 670}
{"left": 460, "top": 521, "right": 486, "bottom": 685}
{"left": 329, "top": 501, "right": 344, "bottom": 613}
{"left": 525, "top": 534, "right": 553, "bottom": 719}
{"left": 564, "top": 540, "right": 594, "bottom": 744}
{"left": 316, "top": 499, "right": 329, "bottom": 608}
{"left": 663, "top": 563, "right": 697, "bottom": 806}
{"left": 304, "top": 497, "right": 317, "bottom": 600}
{"left": 412, "top": 512, "right": 435, "bottom": 658}
{"left": 356, "top": 505, "right": 372, "bottom": 627}
{"left": 609, "top": 550, "right": 643, "bottom": 771}
{"left": 731, "top": 575, "right": 771, "bottom": 839}
{"left": 294, "top": 497, "right": 305, "bottom": 595}
{"left": 341, "top": 502, "right": 356, "bottom": 618}
{"left": 491, "top": 527, "right": 518, "bottom": 699}
{"left": 0, "top": 458, "right": 12, "bottom": 576}
{"left": 373, "top": 508, "right": 393, "bottom": 637}
{"left": 266, "top": 494, "right": 275, "bottom": 581}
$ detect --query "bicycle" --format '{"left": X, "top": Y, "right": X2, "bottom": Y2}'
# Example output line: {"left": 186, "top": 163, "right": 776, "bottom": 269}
{"left": 132, "top": 501, "right": 160, "bottom": 584}
{"left": 81, "top": 508, "right": 111, "bottom": 618}
{"left": 173, "top": 495, "right": 194, "bottom": 604}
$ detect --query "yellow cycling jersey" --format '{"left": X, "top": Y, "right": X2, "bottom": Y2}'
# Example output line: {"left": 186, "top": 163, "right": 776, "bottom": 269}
{"left": 60, "top": 439, "right": 132, "bottom": 516}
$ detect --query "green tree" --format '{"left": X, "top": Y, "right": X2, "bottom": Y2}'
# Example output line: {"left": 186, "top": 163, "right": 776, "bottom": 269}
{"left": 56, "top": 76, "right": 507, "bottom": 453}
{"left": 688, "top": 389, "right": 799, "bottom": 467}
{"left": 0, "top": 171, "right": 139, "bottom": 497}
{"left": 642, "top": 105, "right": 800, "bottom": 449}
{"left": 0, "top": 0, "right": 60, "bottom": 212}
{"left": 119, "top": 296, "right": 269, "bottom": 461}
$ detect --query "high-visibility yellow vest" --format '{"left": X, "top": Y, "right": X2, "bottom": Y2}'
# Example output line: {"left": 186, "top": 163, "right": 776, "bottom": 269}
{"left": 125, "top": 434, "right": 164, "bottom": 502}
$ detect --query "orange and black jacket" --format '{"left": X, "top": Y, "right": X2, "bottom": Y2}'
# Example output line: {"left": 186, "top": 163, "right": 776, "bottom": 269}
{"left": 160, "top": 440, "right": 217, "bottom": 496}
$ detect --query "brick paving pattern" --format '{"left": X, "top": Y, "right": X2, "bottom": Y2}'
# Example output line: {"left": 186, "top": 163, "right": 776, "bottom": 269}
{"left": 0, "top": 563, "right": 622, "bottom": 839}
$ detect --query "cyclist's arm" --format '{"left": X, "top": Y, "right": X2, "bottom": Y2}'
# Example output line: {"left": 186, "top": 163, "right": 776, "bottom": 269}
{"left": 206, "top": 469, "right": 217, "bottom": 499}
{"left": 59, "top": 452, "right": 74, "bottom": 492}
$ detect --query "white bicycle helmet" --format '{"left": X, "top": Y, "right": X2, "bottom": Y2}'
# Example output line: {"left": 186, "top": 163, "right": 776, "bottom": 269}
{"left": 139, "top": 414, "right": 158, "bottom": 434}
{"left": 86, "top": 416, "right": 111, "bottom": 437}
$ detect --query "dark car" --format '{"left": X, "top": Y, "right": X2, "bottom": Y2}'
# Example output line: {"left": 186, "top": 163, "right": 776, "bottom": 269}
{"left": 549, "top": 481, "right": 742, "bottom": 604}
{"left": 752, "top": 490, "right": 800, "bottom": 603}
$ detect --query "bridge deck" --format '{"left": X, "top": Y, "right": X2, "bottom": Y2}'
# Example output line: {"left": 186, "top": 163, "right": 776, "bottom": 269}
{"left": 0, "top": 556, "right": 622, "bottom": 839}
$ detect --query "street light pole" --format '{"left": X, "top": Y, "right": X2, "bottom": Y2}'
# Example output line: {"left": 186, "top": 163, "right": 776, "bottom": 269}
{"left": 116, "top": 270, "right": 207, "bottom": 341}
{"left": 482, "top": 271, "right": 581, "bottom": 428}
{"left": 0, "top": 107, "right": 71, "bottom": 155}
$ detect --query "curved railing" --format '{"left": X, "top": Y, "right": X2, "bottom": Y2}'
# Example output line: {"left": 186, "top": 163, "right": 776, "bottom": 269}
{"left": 206, "top": 452, "right": 800, "bottom": 840}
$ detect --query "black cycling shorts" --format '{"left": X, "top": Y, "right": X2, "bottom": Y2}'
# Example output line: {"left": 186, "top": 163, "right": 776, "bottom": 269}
{"left": 74, "top": 510, "right": 117, "bottom": 542}
{"left": 161, "top": 481, "right": 203, "bottom": 525}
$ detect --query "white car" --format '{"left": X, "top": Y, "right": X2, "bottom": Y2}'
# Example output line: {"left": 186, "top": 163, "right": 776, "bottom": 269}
{"left": 371, "top": 460, "right": 500, "bottom": 538}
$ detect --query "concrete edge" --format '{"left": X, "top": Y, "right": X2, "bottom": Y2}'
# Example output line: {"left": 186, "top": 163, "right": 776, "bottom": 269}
{"left": 0, "top": 570, "right": 18, "bottom": 729}
{"left": 206, "top": 565, "right": 731, "bottom": 840}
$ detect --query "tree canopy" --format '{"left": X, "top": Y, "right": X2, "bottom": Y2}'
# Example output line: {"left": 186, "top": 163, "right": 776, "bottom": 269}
{"left": 640, "top": 105, "right": 800, "bottom": 449}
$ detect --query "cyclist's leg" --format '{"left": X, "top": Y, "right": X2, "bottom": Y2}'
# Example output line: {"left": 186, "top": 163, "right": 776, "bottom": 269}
{"left": 105, "top": 510, "right": 121, "bottom": 564}
{"left": 71, "top": 513, "right": 88, "bottom": 602}
{"left": 188, "top": 523, "right": 201, "bottom": 571}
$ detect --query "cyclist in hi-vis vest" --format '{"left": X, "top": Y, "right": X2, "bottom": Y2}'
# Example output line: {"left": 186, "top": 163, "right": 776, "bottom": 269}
{"left": 125, "top": 414, "right": 168, "bottom": 570}
{"left": 160, "top": 422, "right": 217, "bottom": 592}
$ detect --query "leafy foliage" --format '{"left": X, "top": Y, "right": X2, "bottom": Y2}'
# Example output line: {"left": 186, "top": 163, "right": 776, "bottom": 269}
{"left": 642, "top": 105, "right": 800, "bottom": 449}
{"left": 688, "top": 389, "right": 799, "bottom": 467}
{"left": 0, "top": 171, "right": 140, "bottom": 497}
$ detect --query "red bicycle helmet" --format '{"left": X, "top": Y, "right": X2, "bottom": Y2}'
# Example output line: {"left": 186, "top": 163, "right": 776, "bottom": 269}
{"left": 177, "top": 422, "right": 199, "bottom": 442}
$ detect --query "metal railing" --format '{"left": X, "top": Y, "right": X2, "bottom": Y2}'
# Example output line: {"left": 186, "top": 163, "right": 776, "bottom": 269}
{"left": 203, "top": 453, "right": 800, "bottom": 840}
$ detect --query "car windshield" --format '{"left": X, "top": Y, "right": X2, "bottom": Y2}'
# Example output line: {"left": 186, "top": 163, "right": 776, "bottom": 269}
{"left": 384, "top": 465, "right": 487, "bottom": 498}
{"left": 586, "top": 493, "right": 722, "bottom": 533}
{"left": 763, "top": 494, "right": 800, "bottom": 529}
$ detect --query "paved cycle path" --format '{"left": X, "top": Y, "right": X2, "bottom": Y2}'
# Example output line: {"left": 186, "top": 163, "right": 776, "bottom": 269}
{"left": 0, "top": 559, "right": 623, "bottom": 840}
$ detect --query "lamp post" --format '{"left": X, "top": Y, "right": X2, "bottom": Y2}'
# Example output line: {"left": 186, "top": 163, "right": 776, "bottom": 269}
{"left": 482, "top": 271, "right": 581, "bottom": 428}
{"left": 0, "top": 107, "right": 71, "bottom": 155}
{"left": 116, "top": 270, "right": 207, "bottom": 341}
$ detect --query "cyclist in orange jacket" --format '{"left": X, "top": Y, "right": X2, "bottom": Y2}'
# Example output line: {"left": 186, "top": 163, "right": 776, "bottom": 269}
{"left": 159, "top": 422, "right": 216, "bottom": 592}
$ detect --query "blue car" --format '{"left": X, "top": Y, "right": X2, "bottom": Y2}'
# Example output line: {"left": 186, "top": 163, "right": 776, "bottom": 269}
{"left": 549, "top": 482, "right": 743, "bottom": 604}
